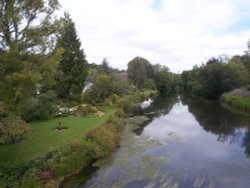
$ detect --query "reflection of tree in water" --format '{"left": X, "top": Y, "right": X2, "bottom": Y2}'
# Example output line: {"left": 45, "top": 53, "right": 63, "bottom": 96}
{"left": 242, "top": 128, "right": 250, "bottom": 157}
{"left": 134, "top": 95, "right": 178, "bottom": 135}
{"left": 144, "top": 95, "right": 179, "bottom": 118}
{"left": 181, "top": 95, "right": 250, "bottom": 158}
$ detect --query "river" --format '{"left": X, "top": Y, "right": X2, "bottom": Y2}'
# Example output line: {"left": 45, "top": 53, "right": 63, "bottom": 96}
{"left": 66, "top": 95, "right": 250, "bottom": 188}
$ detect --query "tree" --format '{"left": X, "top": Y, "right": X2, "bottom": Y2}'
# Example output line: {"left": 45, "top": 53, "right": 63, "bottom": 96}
{"left": 98, "top": 58, "right": 110, "bottom": 74}
{"left": 154, "top": 65, "right": 179, "bottom": 95}
{"left": 55, "top": 13, "right": 88, "bottom": 99}
{"left": 0, "top": 0, "right": 61, "bottom": 111}
{"left": 0, "top": 0, "right": 59, "bottom": 54}
{"left": 127, "top": 57, "right": 154, "bottom": 89}
{"left": 181, "top": 57, "right": 248, "bottom": 98}
{"left": 85, "top": 75, "right": 129, "bottom": 104}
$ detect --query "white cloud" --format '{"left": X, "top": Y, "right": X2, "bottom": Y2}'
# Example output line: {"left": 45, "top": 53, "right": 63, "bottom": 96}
{"left": 59, "top": 0, "right": 250, "bottom": 72}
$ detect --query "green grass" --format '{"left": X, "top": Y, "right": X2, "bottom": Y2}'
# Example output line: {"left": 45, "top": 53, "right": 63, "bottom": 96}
{"left": 221, "top": 93, "right": 250, "bottom": 112}
{"left": 0, "top": 106, "right": 116, "bottom": 164}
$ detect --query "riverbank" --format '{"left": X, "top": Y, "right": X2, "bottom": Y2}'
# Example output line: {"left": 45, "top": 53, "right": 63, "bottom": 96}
{"left": 0, "top": 90, "right": 158, "bottom": 188}
{"left": 221, "top": 89, "right": 250, "bottom": 113}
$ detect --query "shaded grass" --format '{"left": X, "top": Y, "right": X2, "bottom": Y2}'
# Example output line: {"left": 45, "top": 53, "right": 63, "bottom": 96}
{"left": 221, "top": 93, "right": 250, "bottom": 112}
{"left": 0, "top": 106, "right": 116, "bottom": 164}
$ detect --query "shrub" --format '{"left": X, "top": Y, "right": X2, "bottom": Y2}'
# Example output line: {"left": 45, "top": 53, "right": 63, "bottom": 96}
{"left": 55, "top": 106, "right": 70, "bottom": 117}
{"left": 81, "top": 92, "right": 93, "bottom": 104}
{"left": 75, "top": 104, "right": 97, "bottom": 117}
{"left": 51, "top": 151, "right": 88, "bottom": 178}
{"left": 114, "top": 108, "right": 126, "bottom": 118}
{"left": 118, "top": 97, "right": 132, "bottom": 114}
{"left": 21, "top": 91, "right": 57, "bottom": 122}
{"left": 0, "top": 115, "right": 32, "bottom": 144}
{"left": 106, "top": 114, "right": 116, "bottom": 124}
{"left": 84, "top": 125, "right": 118, "bottom": 159}
{"left": 0, "top": 163, "right": 20, "bottom": 188}
{"left": 104, "top": 98, "right": 113, "bottom": 106}
{"left": 110, "top": 94, "right": 121, "bottom": 104}
{"left": 20, "top": 168, "right": 42, "bottom": 188}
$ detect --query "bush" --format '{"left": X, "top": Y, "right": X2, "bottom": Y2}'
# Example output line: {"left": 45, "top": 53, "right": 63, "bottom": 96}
{"left": 110, "top": 94, "right": 121, "bottom": 104}
{"left": 0, "top": 115, "right": 32, "bottom": 144}
{"left": 81, "top": 93, "right": 93, "bottom": 104}
{"left": 21, "top": 91, "right": 57, "bottom": 122}
{"left": 20, "top": 168, "right": 42, "bottom": 188}
{"left": 118, "top": 97, "right": 133, "bottom": 114}
{"left": 75, "top": 104, "right": 97, "bottom": 117}
{"left": 51, "top": 151, "right": 88, "bottom": 178}
{"left": 0, "top": 163, "right": 20, "bottom": 188}
{"left": 55, "top": 106, "right": 70, "bottom": 117}
{"left": 84, "top": 125, "right": 118, "bottom": 159}
{"left": 114, "top": 108, "right": 126, "bottom": 118}
{"left": 106, "top": 114, "right": 116, "bottom": 124}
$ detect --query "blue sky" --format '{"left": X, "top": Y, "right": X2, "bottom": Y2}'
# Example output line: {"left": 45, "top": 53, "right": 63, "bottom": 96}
{"left": 59, "top": 0, "right": 250, "bottom": 72}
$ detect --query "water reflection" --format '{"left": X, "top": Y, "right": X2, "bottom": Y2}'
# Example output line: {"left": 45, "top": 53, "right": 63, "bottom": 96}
{"left": 141, "top": 96, "right": 250, "bottom": 188}
{"left": 181, "top": 95, "right": 250, "bottom": 157}
{"left": 243, "top": 130, "right": 250, "bottom": 157}
{"left": 75, "top": 95, "right": 250, "bottom": 188}
{"left": 143, "top": 95, "right": 179, "bottom": 118}
{"left": 134, "top": 95, "right": 179, "bottom": 135}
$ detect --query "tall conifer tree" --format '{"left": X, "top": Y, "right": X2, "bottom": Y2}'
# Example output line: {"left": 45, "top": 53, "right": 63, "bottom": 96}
{"left": 56, "top": 13, "right": 88, "bottom": 98}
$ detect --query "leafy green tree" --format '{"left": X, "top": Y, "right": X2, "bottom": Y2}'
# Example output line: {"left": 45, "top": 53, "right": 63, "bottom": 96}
{"left": 85, "top": 75, "right": 129, "bottom": 104}
{"left": 55, "top": 13, "right": 88, "bottom": 99}
{"left": 230, "top": 55, "right": 250, "bottom": 83}
{"left": 127, "top": 57, "right": 154, "bottom": 89}
{"left": 0, "top": 0, "right": 59, "bottom": 53}
{"left": 154, "top": 65, "right": 179, "bottom": 95}
{"left": 181, "top": 57, "right": 248, "bottom": 98}
{"left": 0, "top": 1, "right": 61, "bottom": 111}
{"left": 0, "top": 49, "right": 62, "bottom": 111}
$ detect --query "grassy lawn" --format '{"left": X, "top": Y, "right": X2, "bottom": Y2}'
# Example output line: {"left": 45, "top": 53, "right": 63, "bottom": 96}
{"left": 0, "top": 106, "right": 116, "bottom": 164}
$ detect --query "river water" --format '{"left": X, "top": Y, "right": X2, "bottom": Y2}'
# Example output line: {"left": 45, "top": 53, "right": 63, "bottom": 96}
{"left": 68, "top": 95, "right": 250, "bottom": 188}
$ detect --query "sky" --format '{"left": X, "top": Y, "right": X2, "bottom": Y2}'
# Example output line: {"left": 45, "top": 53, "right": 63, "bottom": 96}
{"left": 59, "top": 0, "right": 250, "bottom": 73}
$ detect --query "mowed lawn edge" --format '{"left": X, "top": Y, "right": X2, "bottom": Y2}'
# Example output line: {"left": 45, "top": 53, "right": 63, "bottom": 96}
{"left": 0, "top": 106, "right": 116, "bottom": 164}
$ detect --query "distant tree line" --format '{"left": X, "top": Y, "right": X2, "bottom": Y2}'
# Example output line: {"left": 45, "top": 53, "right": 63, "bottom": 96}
{"left": 181, "top": 45, "right": 250, "bottom": 99}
